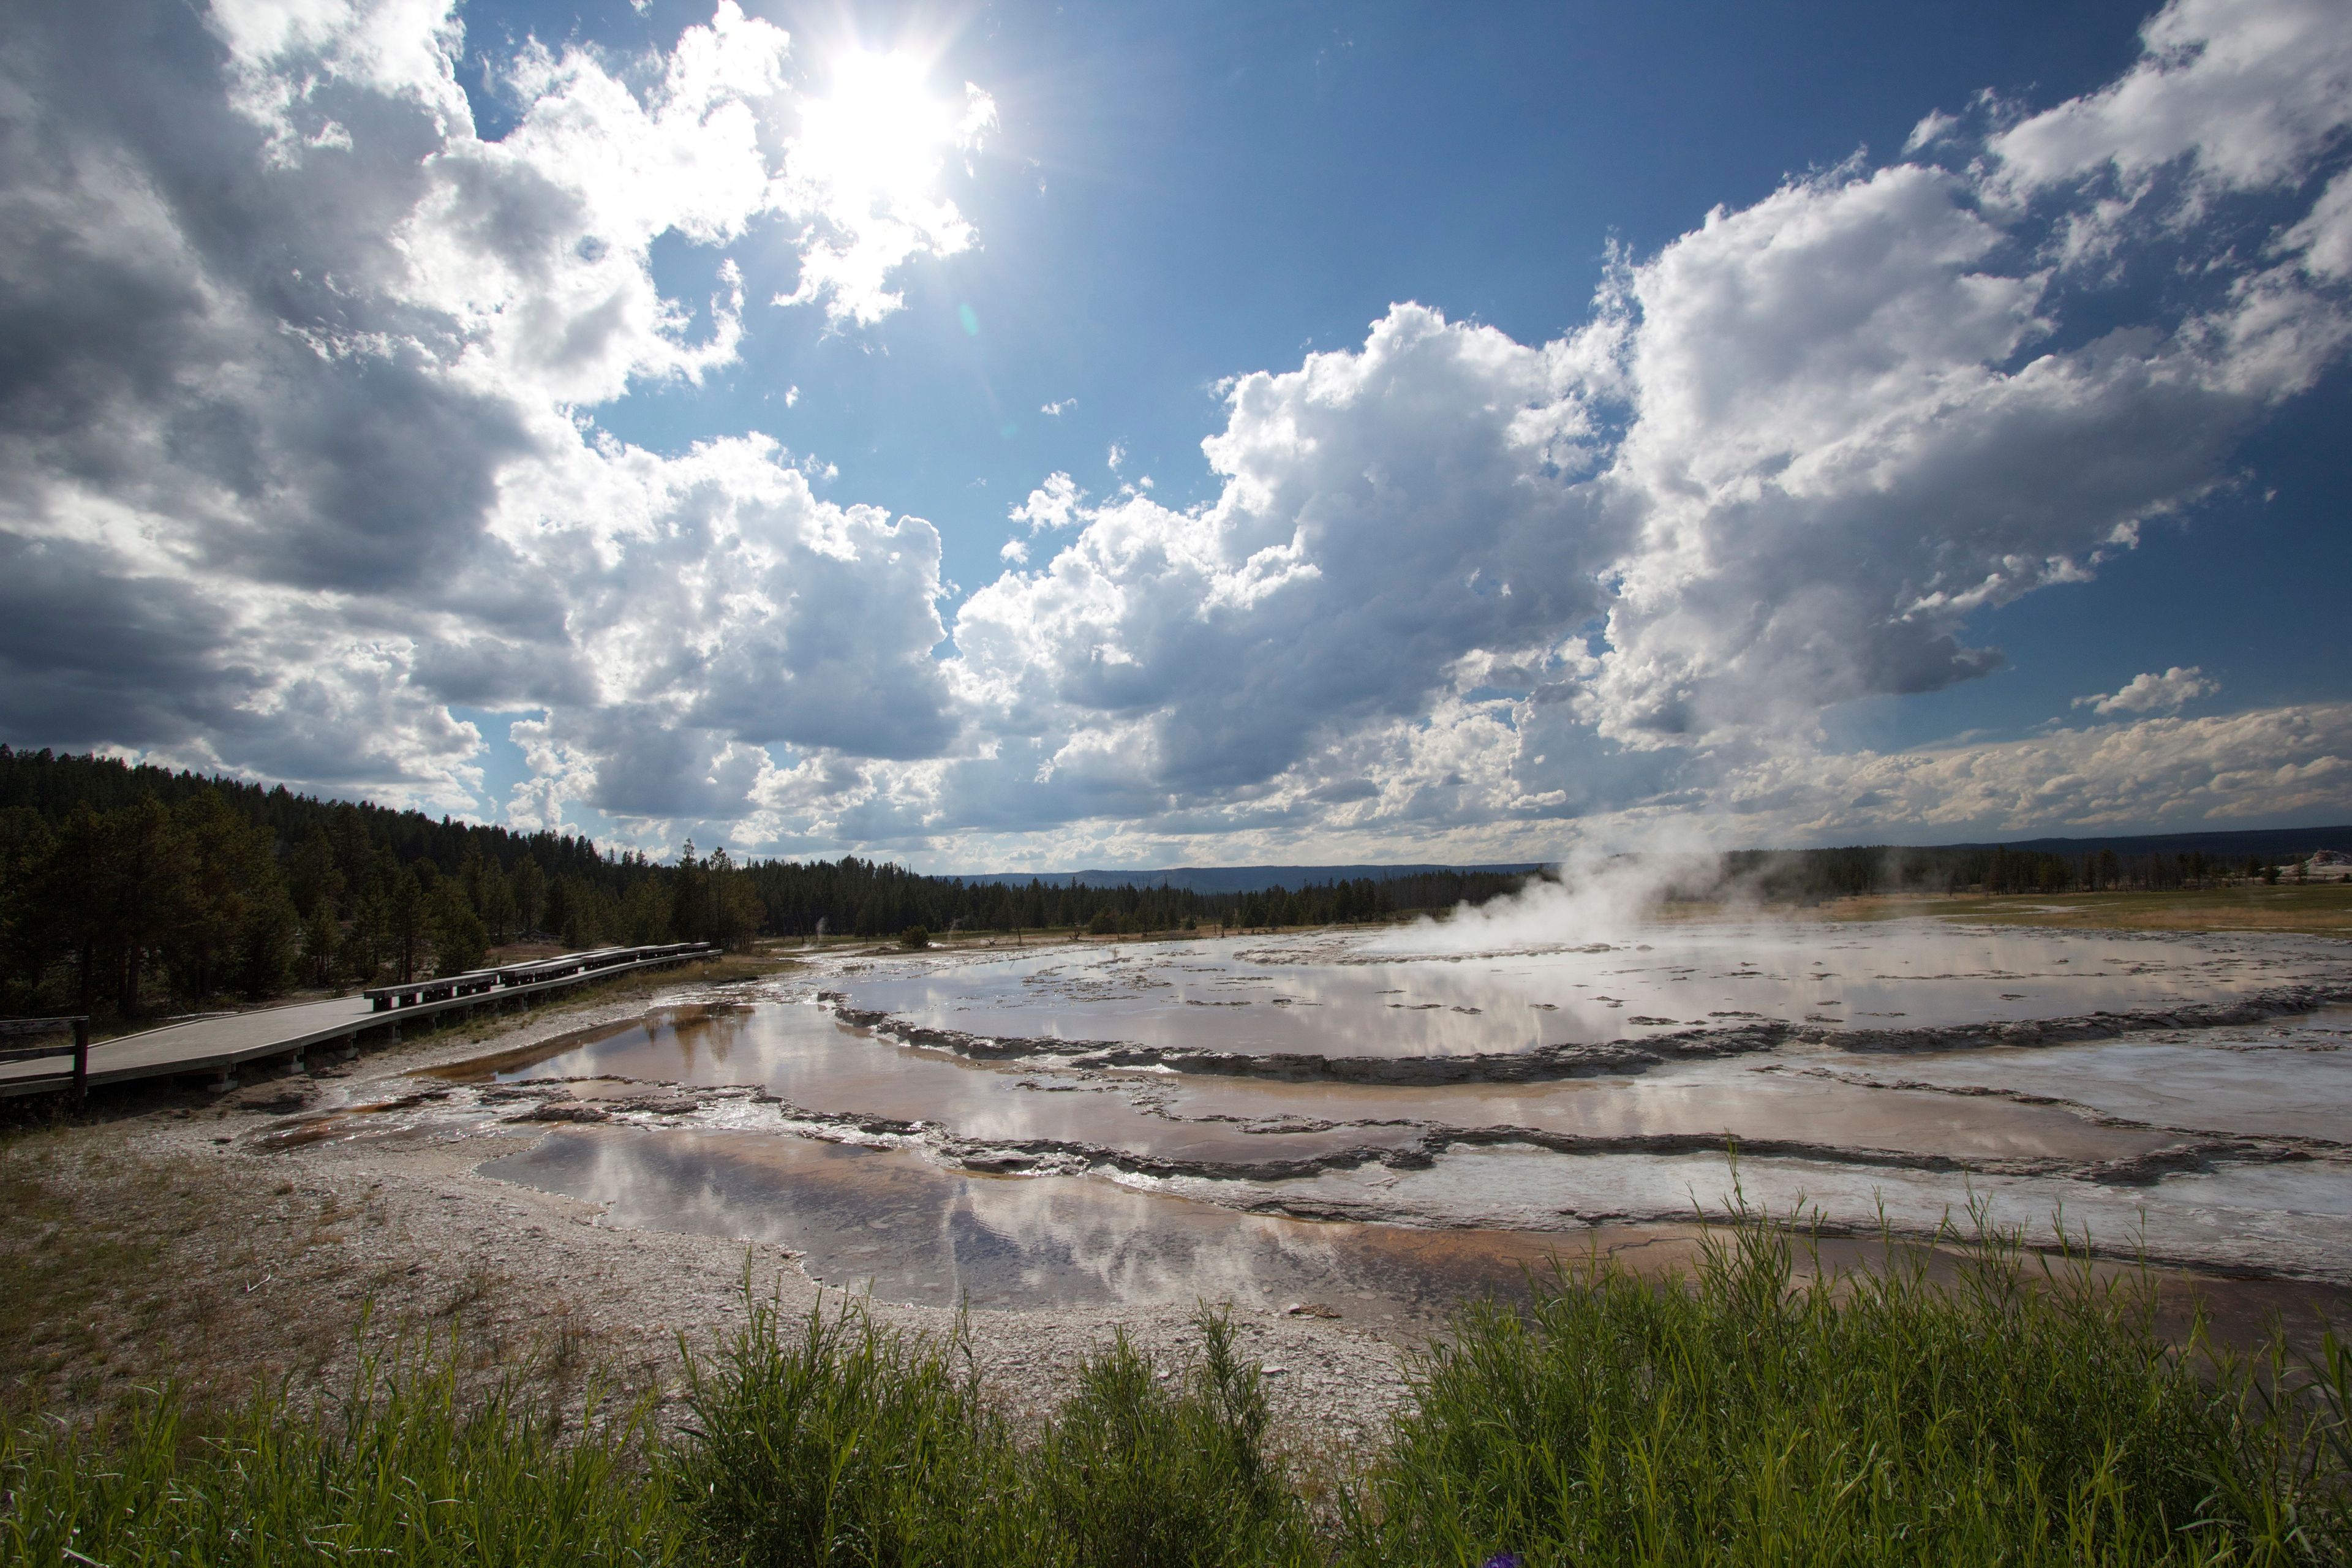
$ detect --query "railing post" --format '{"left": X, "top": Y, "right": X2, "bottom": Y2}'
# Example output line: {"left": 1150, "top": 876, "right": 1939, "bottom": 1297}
{"left": 72, "top": 1017, "right": 88, "bottom": 1102}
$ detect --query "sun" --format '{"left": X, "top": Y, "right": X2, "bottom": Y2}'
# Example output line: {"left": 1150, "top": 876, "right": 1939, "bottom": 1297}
{"left": 794, "top": 50, "right": 977, "bottom": 215}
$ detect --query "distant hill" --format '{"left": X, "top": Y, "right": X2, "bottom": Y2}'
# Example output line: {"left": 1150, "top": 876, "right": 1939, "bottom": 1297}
{"left": 946, "top": 862, "right": 1549, "bottom": 896}
{"left": 944, "top": 829, "right": 2352, "bottom": 894}
{"left": 1940, "top": 826, "right": 2352, "bottom": 859}
{"left": 1726, "top": 824, "right": 2352, "bottom": 901}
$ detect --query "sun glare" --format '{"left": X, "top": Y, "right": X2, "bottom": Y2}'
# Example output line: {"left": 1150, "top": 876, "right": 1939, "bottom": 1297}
{"left": 795, "top": 50, "right": 971, "bottom": 213}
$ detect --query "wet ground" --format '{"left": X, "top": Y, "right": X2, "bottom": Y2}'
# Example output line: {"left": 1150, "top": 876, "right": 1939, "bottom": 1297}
{"left": 476, "top": 1126, "right": 1688, "bottom": 1330}
{"left": 835, "top": 924, "right": 2352, "bottom": 1056}
{"left": 364, "top": 921, "right": 2352, "bottom": 1329}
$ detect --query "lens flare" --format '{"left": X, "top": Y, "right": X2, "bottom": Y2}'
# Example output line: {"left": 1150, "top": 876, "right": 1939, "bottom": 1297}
{"left": 794, "top": 50, "right": 981, "bottom": 215}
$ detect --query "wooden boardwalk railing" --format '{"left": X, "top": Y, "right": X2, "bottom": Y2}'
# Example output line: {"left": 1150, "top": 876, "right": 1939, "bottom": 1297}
{"left": 0, "top": 1016, "right": 91, "bottom": 1101}
{"left": 360, "top": 942, "right": 712, "bottom": 1011}
{"left": 0, "top": 943, "right": 720, "bottom": 1100}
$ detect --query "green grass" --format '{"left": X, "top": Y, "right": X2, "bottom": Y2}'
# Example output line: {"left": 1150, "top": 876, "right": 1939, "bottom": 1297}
{"left": 675, "top": 1300, "right": 1310, "bottom": 1567}
{"left": 1, "top": 1344, "right": 679, "bottom": 1566}
{"left": 4, "top": 1218, "right": 2346, "bottom": 1566}
{"left": 1343, "top": 1214, "right": 2351, "bottom": 1566}
{"left": 1824, "top": 882, "right": 2352, "bottom": 937}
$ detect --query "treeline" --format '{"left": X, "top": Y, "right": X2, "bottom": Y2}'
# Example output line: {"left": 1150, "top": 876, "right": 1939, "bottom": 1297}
{"left": 748, "top": 860, "right": 1528, "bottom": 940}
{"left": 0, "top": 748, "right": 763, "bottom": 1019}
{"left": 0, "top": 748, "right": 1526, "bottom": 1019}
{"left": 1725, "top": 843, "right": 2323, "bottom": 902}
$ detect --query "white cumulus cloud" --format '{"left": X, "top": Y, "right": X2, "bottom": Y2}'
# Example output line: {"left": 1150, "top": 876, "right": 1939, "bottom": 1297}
{"left": 1989, "top": 0, "right": 2352, "bottom": 199}
{"left": 2076, "top": 666, "right": 2220, "bottom": 714}
{"left": 3, "top": 0, "right": 2349, "bottom": 858}
{"left": 0, "top": 0, "right": 980, "bottom": 827}
{"left": 1712, "top": 704, "right": 2352, "bottom": 837}
{"left": 772, "top": 53, "right": 995, "bottom": 326}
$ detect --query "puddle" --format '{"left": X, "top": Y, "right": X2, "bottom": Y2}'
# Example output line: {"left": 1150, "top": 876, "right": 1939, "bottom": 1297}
{"left": 1199, "top": 1142, "right": 2352, "bottom": 1285}
{"left": 478, "top": 1125, "right": 1664, "bottom": 1329}
{"left": 463, "top": 1002, "right": 1428, "bottom": 1169}
{"left": 477, "top": 1125, "right": 2352, "bottom": 1351}
{"left": 1811, "top": 1009, "right": 2352, "bottom": 1142}
{"left": 834, "top": 924, "right": 2352, "bottom": 1057}
{"left": 1147, "top": 1062, "right": 2179, "bottom": 1164}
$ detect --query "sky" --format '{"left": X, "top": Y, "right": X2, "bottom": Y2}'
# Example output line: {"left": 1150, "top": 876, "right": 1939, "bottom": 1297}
{"left": 2, "top": 0, "right": 2350, "bottom": 870}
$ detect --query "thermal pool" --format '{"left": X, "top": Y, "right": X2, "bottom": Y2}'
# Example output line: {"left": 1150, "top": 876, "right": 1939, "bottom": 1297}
{"left": 444, "top": 919, "right": 2352, "bottom": 1325}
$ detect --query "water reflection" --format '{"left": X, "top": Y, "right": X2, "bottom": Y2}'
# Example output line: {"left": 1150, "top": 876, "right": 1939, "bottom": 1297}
{"left": 479, "top": 1126, "right": 1640, "bottom": 1327}
{"left": 839, "top": 923, "right": 2350, "bottom": 1057}
{"left": 1214, "top": 1142, "right": 2352, "bottom": 1284}
{"left": 450, "top": 931, "right": 2352, "bottom": 1306}
{"left": 1811, "top": 1009, "right": 2352, "bottom": 1141}
{"left": 476, "top": 1125, "right": 2352, "bottom": 1341}
{"left": 469, "top": 1001, "right": 1428, "bottom": 1165}
{"left": 1148, "top": 1064, "right": 2178, "bottom": 1164}
{"left": 462, "top": 997, "right": 2193, "bottom": 1171}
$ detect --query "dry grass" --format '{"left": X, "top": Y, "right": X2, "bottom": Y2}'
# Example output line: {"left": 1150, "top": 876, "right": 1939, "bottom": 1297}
{"left": 1823, "top": 883, "right": 2352, "bottom": 937}
{"left": 0, "top": 1135, "right": 357, "bottom": 1415}
{"left": 0, "top": 1132, "right": 604, "bottom": 1423}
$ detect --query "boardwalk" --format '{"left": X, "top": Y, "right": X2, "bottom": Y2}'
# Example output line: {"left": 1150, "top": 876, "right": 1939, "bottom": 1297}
{"left": 0, "top": 941, "right": 718, "bottom": 1098}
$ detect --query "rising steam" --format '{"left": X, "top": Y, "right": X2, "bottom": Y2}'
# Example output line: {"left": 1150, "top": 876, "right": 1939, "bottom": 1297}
{"left": 1364, "top": 842, "right": 1730, "bottom": 955}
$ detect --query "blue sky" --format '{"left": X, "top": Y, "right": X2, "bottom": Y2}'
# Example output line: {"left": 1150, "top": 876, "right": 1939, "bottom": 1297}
{"left": 3, "top": 0, "right": 2349, "bottom": 865}
{"left": 494, "top": 1, "right": 2184, "bottom": 595}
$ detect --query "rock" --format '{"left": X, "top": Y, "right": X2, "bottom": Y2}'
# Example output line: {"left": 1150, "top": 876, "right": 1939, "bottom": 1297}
{"left": 1283, "top": 1302, "right": 1343, "bottom": 1319}
{"left": 505, "top": 1101, "right": 611, "bottom": 1124}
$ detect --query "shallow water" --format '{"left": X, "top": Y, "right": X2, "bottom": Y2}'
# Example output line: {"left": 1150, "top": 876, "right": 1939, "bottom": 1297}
{"left": 455, "top": 924, "right": 2352, "bottom": 1311}
{"left": 477, "top": 1125, "right": 1650, "bottom": 1327}
{"left": 1145, "top": 1064, "right": 2179, "bottom": 1163}
{"left": 835, "top": 923, "right": 2351, "bottom": 1057}
{"left": 1186, "top": 1140, "right": 2352, "bottom": 1283}
{"left": 473, "top": 995, "right": 2188, "bottom": 1170}
{"left": 477, "top": 1001, "right": 1427, "bottom": 1167}
{"left": 1810, "top": 1011, "right": 2352, "bottom": 1141}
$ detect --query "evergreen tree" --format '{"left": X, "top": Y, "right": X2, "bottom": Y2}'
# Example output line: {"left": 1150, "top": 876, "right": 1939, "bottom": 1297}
{"left": 430, "top": 878, "right": 489, "bottom": 974}
{"left": 390, "top": 869, "right": 428, "bottom": 982}
{"left": 513, "top": 858, "right": 546, "bottom": 934}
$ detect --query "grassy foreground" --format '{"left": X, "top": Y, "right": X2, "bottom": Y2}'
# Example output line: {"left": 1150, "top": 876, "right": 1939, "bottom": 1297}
{"left": 4, "top": 1223, "right": 2347, "bottom": 1567}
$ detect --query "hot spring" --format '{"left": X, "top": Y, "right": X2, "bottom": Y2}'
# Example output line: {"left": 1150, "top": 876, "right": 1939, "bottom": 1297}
{"left": 405, "top": 917, "right": 2352, "bottom": 1327}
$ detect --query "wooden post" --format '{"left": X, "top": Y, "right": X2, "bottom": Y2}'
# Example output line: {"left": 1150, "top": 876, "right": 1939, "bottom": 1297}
{"left": 72, "top": 1017, "right": 88, "bottom": 1102}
